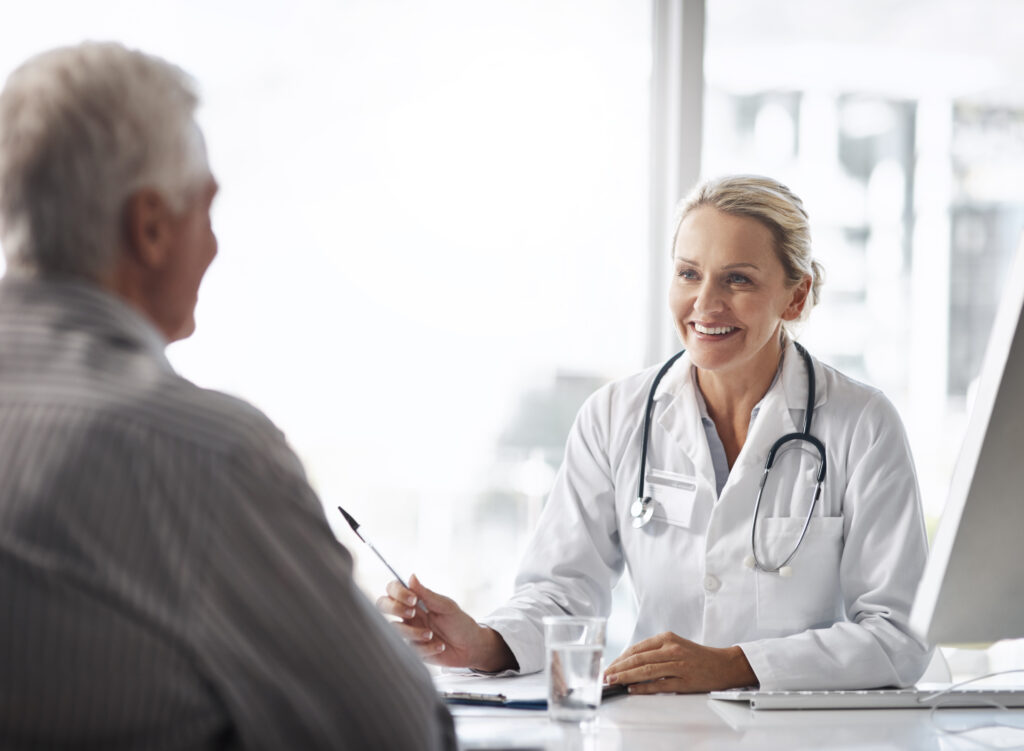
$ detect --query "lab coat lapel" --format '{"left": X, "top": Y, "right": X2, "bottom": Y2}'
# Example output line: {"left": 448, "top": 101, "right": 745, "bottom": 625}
{"left": 654, "top": 353, "right": 717, "bottom": 492}
{"left": 704, "top": 346, "right": 800, "bottom": 558}
{"left": 733, "top": 378, "right": 794, "bottom": 476}
{"left": 780, "top": 340, "right": 828, "bottom": 416}
{"left": 650, "top": 341, "right": 826, "bottom": 499}
{"left": 728, "top": 339, "right": 826, "bottom": 477}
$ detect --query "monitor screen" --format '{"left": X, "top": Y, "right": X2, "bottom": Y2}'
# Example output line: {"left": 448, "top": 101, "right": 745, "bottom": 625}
{"left": 910, "top": 235, "right": 1024, "bottom": 645}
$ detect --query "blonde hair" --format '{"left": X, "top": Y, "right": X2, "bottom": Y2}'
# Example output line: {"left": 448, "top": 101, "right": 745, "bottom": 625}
{"left": 674, "top": 175, "right": 824, "bottom": 325}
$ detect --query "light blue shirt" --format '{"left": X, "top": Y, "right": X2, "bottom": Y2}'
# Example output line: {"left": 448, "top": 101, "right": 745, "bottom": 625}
{"left": 693, "top": 361, "right": 782, "bottom": 497}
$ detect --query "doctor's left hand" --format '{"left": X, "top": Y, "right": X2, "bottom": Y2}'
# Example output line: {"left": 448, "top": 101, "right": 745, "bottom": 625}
{"left": 603, "top": 632, "right": 757, "bottom": 694}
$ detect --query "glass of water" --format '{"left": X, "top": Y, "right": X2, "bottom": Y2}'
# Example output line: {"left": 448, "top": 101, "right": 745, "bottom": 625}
{"left": 542, "top": 615, "right": 607, "bottom": 723}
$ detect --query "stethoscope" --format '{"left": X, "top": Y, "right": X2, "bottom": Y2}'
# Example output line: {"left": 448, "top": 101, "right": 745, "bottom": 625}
{"left": 630, "top": 342, "right": 827, "bottom": 577}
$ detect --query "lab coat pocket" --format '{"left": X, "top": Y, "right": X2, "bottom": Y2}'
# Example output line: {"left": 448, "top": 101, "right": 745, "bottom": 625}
{"left": 754, "top": 516, "right": 844, "bottom": 631}
{"left": 646, "top": 469, "right": 699, "bottom": 529}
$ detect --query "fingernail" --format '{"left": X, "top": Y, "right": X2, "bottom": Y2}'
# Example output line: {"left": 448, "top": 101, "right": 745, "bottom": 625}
{"left": 405, "top": 609, "right": 416, "bottom": 618}
{"left": 406, "top": 596, "right": 417, "bottom": 606}
{"left": 423, "top": 631, "right": 433, "bottom": 641}
{"left": 437, "top": 643, "right": 446, "bottom": 653}
{"left": 606, "top": 675, "right": 617, "bottom": 684}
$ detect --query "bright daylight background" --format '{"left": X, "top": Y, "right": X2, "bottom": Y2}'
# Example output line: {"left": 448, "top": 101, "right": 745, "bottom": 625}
{"left": 2, "top": 0, "right": 1023, "bottom": 673}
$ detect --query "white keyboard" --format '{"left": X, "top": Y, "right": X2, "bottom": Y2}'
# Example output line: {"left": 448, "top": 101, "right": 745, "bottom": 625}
{"left": 709, "top": 685, "right": 1024, "bottom": 710}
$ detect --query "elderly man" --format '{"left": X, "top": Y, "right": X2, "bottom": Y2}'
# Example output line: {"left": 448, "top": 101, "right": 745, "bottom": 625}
{"left": 0, "top": 43, "right": 454, "bottom": 749}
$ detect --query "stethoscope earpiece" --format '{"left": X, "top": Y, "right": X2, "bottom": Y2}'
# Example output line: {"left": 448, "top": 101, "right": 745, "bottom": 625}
{"left": 744, "top": 554, "right": 793, "bottom": 577}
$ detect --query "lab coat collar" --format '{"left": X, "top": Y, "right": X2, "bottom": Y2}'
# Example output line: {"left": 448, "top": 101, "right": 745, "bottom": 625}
{"left": 652, "top": 350, "right": 716, "bottom": 489}
{"left": 738, "top": 340, "right": 811, "bottom": 469}
{"left": 651, "top": 338, "right": 828, "bottom": 474}
{"left": 779, "top": 336, "right": 828, "bottom": 416}
{"left": 652, "top": 348, "right": 692, "bottom": 401}
{"left": 645, "top": 337, "right": 829, "bottom": 514}
{"left": 652, "top": 338, "right": 827, "bottom": 413}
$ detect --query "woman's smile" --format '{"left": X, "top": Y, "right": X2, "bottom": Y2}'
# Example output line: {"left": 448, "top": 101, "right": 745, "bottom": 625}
{"left": 691, "top": 321, "right": 739, "bottom": 337}
{"left": 670, "top": 206, "right": 807, "bottom": 382}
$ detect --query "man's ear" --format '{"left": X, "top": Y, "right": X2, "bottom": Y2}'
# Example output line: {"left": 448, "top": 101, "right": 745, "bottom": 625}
{"left": 122, "top": 188, "right": 172, "bottom": 269}
{"left": 782, "top": 274, "right": 813, "bottom": 322}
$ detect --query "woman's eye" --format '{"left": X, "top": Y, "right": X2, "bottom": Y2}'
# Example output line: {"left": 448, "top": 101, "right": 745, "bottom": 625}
{"left": 727, "top": 273, "right": 751, "bottom": 285}
{"left": 676, "top": 268, "right": 698, "bottom": 280}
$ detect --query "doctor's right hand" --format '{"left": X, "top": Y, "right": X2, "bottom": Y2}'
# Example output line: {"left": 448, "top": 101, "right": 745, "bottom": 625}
{"left": 376, "top": 574, "right": 518, "bottom": 673}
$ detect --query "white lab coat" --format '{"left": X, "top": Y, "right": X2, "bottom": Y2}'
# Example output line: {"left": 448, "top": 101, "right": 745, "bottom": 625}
{"left": 483, "top": 340, "right": 932, "bottom": 690}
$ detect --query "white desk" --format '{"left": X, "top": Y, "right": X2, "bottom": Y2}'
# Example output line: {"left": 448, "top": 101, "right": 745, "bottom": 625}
{"left": 438, "top": 672, "right": 1024, "bottom": 750}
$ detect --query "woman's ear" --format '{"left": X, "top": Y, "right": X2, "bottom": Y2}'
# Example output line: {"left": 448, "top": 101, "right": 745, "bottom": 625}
{"left": 122, "top": 188, "right": 172, "bottom": 269}
{"left": 782, "top": 274, "right": 813, "bottom": 321}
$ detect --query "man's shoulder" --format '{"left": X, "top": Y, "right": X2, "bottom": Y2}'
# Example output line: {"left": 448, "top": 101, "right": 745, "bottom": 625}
{"left": 115, "top": 369, "right": 283, "bottom": 459}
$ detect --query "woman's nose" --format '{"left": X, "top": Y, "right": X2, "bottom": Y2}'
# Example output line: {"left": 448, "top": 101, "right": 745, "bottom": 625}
{"left": 693, "top": 280, "right": 724, "bottom": 315}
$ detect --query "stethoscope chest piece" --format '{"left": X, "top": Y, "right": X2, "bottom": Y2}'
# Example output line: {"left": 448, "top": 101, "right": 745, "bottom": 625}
{"left": 630, "top": 497, "right": 654, "bottom": 528}
{"left": 632, "top": 349, "right": 688, "bottom": 532}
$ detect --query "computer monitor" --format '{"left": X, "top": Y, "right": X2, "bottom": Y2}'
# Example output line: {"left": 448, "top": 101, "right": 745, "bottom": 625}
{"left": 910, "top": 235, "right": 1024, "bottom": 645}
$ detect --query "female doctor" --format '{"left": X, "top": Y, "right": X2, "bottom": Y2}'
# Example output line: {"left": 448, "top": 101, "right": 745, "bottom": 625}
{"left": 378, "top": 175, "right": 932, "bottom": 693}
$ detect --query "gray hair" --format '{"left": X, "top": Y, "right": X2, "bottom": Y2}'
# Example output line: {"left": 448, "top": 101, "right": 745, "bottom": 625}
{"left": 674, "top": 175, "right": 825, "bottom": 325}
{"left": 0, "top": 42, "right": 208, "bottom": 280}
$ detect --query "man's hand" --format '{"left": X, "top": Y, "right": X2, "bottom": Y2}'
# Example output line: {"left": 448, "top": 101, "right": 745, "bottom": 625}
{"left": 603, "top": 632, "right": 756, "bottom": 694}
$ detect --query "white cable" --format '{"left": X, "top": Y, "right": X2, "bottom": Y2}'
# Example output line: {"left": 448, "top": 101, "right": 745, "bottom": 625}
{"left": 924, "top": 669, "right": 1024, "bottom": 749}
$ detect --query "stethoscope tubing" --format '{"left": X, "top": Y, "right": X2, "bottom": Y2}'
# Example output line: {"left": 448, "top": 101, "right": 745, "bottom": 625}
{"left": 635, "top": 349, "right": 688, "bottom": 504}
{"left": 632, "top": 342, "right": 827, "bottom": 574}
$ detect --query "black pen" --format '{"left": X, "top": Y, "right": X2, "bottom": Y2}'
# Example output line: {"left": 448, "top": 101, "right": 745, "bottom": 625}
{"left": 337, "top": 505, "right": 428, "bottom": 613}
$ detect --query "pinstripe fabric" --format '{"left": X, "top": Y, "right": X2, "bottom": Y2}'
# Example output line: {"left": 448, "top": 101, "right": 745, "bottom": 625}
{"left": 0, "top": 275, "right": 455, "bottom": 750}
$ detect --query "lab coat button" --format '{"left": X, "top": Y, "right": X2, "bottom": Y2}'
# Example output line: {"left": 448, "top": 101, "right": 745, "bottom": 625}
{"left": 703, "top": 575, "right": 721, "bottom": 593}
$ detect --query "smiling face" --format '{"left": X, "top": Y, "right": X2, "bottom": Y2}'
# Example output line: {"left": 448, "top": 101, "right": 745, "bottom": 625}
{"left": 669, "top": 206, "right": 810, "bottom": 381}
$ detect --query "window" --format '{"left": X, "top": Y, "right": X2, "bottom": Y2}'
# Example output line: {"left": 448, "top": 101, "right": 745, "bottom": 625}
{"left": 703, "top": 0, "right": 1024, "bottom": 678}
{"left": 9, "top": 0, "right": 1021, "bottom": 676}
{"left": 0, "top": 2, "right": 653, "bottom": 639}
{"left": 704, "top": 0, "right": 1024, "bottom": 523}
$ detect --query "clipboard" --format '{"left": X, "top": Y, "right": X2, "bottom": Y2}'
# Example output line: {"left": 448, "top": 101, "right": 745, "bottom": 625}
{"left": 442, "top": 683, "right": 628, "bottom": 710}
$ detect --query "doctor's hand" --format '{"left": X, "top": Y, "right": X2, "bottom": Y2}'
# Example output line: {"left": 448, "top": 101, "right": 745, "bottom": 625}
{"left": 603, "top": 632, "right": 757, "bottom": 694}
{"left": 376, "top": 574, "right": 517, "bottom": 673}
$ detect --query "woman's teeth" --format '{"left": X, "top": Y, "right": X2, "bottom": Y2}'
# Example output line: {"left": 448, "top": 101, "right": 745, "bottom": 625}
{"left": 694, "top": 323, "right": 736, "bottom": 336}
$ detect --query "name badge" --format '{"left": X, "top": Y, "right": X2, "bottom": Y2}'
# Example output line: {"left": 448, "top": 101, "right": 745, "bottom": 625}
{"left": 646, "top": 468, "right": 698, "bottom": 528}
